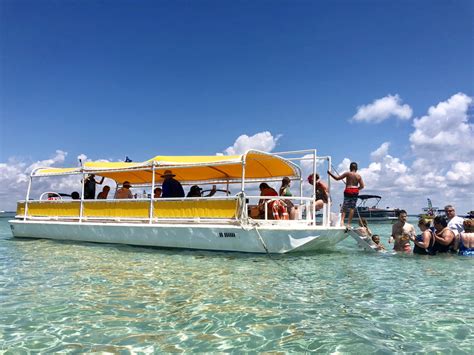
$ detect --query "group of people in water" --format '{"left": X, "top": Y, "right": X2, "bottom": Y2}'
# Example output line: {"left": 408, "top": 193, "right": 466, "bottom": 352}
{"left": 355, "top": 207, "right": 474, "bottom": 257}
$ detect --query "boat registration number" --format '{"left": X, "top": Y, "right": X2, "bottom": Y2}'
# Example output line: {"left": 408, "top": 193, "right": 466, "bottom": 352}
{"left": 218, "top": 232, "right": 236, "bottom": 238}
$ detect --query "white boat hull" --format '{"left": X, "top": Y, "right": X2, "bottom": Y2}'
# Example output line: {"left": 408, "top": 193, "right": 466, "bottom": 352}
{"left": 9, "top": 220, "right": 348, "bottom": 254}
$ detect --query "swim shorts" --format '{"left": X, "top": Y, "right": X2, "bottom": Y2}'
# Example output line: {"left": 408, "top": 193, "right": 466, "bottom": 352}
{"left": 342, "top": 190, "right": 358, "bottom": 212}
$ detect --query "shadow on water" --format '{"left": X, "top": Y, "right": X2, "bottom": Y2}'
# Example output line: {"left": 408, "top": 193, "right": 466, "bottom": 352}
{"left": 7, "top": 234, "right": 359, "bottom": 260}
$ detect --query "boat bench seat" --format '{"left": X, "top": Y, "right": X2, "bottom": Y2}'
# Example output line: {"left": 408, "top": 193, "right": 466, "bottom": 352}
{"left": 17, "top": 199, "right": 240, "bottom": 220}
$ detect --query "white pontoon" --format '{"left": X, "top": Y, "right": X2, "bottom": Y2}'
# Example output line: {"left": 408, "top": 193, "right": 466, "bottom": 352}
{"left": 9, "top": 149, "right": 348, "bottom": 253}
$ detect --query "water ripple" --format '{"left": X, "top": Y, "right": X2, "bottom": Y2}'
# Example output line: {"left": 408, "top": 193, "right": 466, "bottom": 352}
{"left": 1, "top": 219, "right": 473, "bottom": 352}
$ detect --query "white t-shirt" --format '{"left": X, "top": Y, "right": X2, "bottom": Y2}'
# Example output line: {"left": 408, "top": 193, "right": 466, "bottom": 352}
{"left": 448, "top": 216, "right": 464, "bottom": 236}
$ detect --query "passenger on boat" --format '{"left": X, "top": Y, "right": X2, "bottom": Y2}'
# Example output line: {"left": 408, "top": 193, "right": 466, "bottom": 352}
{"left": 411, "top": 218, "right": 435, "bottom": 255}
{"left": 84, "top": 174, "right": 105, "bottom": 199}
{"left": 97, "top": 185, "right": 110, "bottom": 199}
{"left": 258, "top": 183, "right": 287, "bottom": 220}
{"left": 161, "top": 170, "right": 185, "bottom": 198}
{"left": 327, "top": 162, "right": 364, "bottom": 227}
{"left": 153, "top": 187, "right": 162, "bottom": 198}
{"left": 114, "top": 181, "right": 133, "bottom": 199}
{"left": 71, "top": 191, "right": 80, "bottom": 200}
{"left": 186, "top": 185, "right": 217, "bottom": 198}
{"left": 444, "top": 205, "right": 464, "bottom": 236}
{"left": 389, "top": 210, "right": 415, "bottom": 253}
{"left": 371, "top": 235, "right": 386, "bottom": 251}
{"left": 279, "top": 177, "right": 297, "bottom": 220}
{"left": 432, "top": 216, "right": 455, "bottom": 254}
{"left": 454, "top": 219, "right": 474, "bottom": 256}
{"left": 307, "top": 173, "right": 329, "bottom": 211}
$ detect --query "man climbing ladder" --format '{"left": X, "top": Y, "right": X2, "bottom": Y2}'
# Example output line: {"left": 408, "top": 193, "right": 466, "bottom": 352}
{"left": 328, "top": 161, "right": 365, "bottom": 227}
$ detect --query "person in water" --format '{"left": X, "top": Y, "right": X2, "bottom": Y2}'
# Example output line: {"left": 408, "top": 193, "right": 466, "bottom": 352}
{"left": 432, "top": 215, "right": 455, "bottom": 254}
{"left": 454, "top": 219, "right": 474, "bottom": 256}
{"left": 327, "top": 162, "right": 364, "bottom": 227}
{"left": 410, "top": 218, "right": 435, "bottom": 255}
{"left": 371, "top": 235, "right": 386, "bottom": 251}
{"left": 389, "top": 210, "right": 415, "bottom": 253}
{"left": 356, "top": 218, "right": 372, "bottom": 237}
{"left": 444, "top": 205, "right": 464, "bottom": 236}
{"left": 279, "top": 177, "right": 297, "bottom": 220}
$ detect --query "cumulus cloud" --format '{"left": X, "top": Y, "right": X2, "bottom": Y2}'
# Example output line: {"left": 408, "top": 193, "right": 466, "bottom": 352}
{"left": 0, "top": 151, "right": 116, "bottom": 211}
{"left": 223, "top": 131, "right": 281, "bottom": 155}
{"left": 370, "top": 142, "right": 390, "bottom": 161}
{"left": 409, "top": 92, "right": 473, "bottom": 161}
{"left": 341, "top": 93, "right": 473, "bottom": 213}
{"left": 352, "top": 94, "right": 413, "bottom": 123}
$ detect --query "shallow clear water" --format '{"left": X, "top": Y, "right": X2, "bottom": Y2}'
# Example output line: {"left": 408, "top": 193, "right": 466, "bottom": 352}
{"left": 1, "top": 217, "right": 472, "bottom": 353}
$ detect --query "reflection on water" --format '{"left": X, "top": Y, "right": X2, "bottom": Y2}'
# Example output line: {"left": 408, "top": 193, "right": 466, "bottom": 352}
{"left": 0, "top": 219, "right": 472, "bottom": 352}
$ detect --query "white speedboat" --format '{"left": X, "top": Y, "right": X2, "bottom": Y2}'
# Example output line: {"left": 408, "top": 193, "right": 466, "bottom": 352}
{"left": 9, "top": 149, "right": 347, "bottom": 253}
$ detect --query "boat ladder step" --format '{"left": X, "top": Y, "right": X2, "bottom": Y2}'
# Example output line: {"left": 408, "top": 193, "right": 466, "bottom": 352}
{"left": 346, "top": 229, "right": 383, "bottom": 253}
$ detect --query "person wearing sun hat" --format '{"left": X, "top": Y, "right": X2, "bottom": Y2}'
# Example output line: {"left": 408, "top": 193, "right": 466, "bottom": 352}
{"left": 114, "top": 181, "right": 133, "bottom": 199}
{"left": 161, "top": 170, "right": 185, "bottom": 198}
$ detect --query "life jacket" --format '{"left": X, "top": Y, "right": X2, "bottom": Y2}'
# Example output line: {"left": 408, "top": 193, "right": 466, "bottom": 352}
{"left": 271, "top": 200, "right": 289, "bottom": 220}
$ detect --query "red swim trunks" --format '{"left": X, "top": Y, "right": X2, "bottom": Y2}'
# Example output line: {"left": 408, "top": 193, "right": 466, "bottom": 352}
{"left": 344, "top": 187, "right": 359, "bottom": 195}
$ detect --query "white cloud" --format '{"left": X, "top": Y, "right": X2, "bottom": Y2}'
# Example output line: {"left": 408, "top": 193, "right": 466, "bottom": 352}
{"left": 77, "top": 154, "right": 88, "bottom": 163}
{"left": 352, "top": 94, "right": 413, "bottom": 123}
{"left": 339, "top": 93, "right": 473, "bottom": 214}
{"left": 223, "top": 131, "right": 281, "bottom": 155}
{"left": 446, "top": 161, "right": 474, "bottom": 186}
{"left": 409, "top": 92, "right": 473, "bottom": 161}
{"left": 370, "top": 142, "right": 390, "bottom": 161}
{"left": 0, "top": 152, "right": 115, "bottom": 211}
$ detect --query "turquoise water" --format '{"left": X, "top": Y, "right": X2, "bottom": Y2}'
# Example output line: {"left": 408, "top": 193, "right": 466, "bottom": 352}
{"left": 1, "top": 217, "right": 472, "bottom": 353}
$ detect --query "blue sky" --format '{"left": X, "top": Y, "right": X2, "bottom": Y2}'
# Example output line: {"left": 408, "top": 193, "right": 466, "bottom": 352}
{"left": 1, "top": 0, "right": 473, "bottom": 213}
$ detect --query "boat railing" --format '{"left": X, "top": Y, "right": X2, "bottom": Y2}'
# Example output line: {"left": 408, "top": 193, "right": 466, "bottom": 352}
{"left": 243, "top": 195, "right": 326, "bottom": 225}
{"left": 16, "top": 196, "right": 242, "bottom": 223}
{"left": 16, "top": 194, "right": 328, "bottom": 226}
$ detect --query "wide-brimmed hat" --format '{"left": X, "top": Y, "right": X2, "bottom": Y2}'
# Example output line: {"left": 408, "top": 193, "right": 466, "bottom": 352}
{"left": 123, "top": 181, "right": 131, "bottom": 188}
{"left": 161, "top": 169, "right": 176, "bottom": 178}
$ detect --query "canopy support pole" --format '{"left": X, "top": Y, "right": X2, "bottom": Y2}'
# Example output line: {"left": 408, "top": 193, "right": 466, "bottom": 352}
{"left": 149, "top": 163, "right": 156, "bottom": 224}
{"left": 79, "top": 170, "right": 85, "bottom": 223}
{"left": 241, "top": 157, "right": 246, "bottom": 193}
{"left": 312, "top": 149, "right": 317, "bottom": 225}
{"left": 23, "top": 176, "right": 33, "bottom": 221}
{"left": 326, "top": 156, "right": 332, "bottom": 226}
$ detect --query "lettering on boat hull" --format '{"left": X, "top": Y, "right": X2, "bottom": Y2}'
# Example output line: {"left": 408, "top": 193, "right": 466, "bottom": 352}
{"left": 218, "top": 232, "right": 236, "bottom": 238}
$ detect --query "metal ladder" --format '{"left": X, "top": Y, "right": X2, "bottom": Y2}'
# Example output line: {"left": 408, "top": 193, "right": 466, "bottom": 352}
{"left": 346, "top": 229, "right": 385, "bottom": 253}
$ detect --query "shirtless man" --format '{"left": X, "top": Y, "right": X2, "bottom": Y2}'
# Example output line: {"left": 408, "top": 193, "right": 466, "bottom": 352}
{"left": 327, "top": 162, "right": 364, "bottom": 227}
{"left": 389, "top": 210, "right": 416, "bottom": 252}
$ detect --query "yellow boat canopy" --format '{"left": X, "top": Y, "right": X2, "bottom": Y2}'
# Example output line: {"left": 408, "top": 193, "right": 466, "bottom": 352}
{"left": 32, "top": 150, "right": 300, "bottom": 184}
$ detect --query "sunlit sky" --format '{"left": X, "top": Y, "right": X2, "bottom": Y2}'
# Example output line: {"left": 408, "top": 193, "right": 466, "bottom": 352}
{"left": 1, "top": 0, "right": 473, "bottom": 213}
